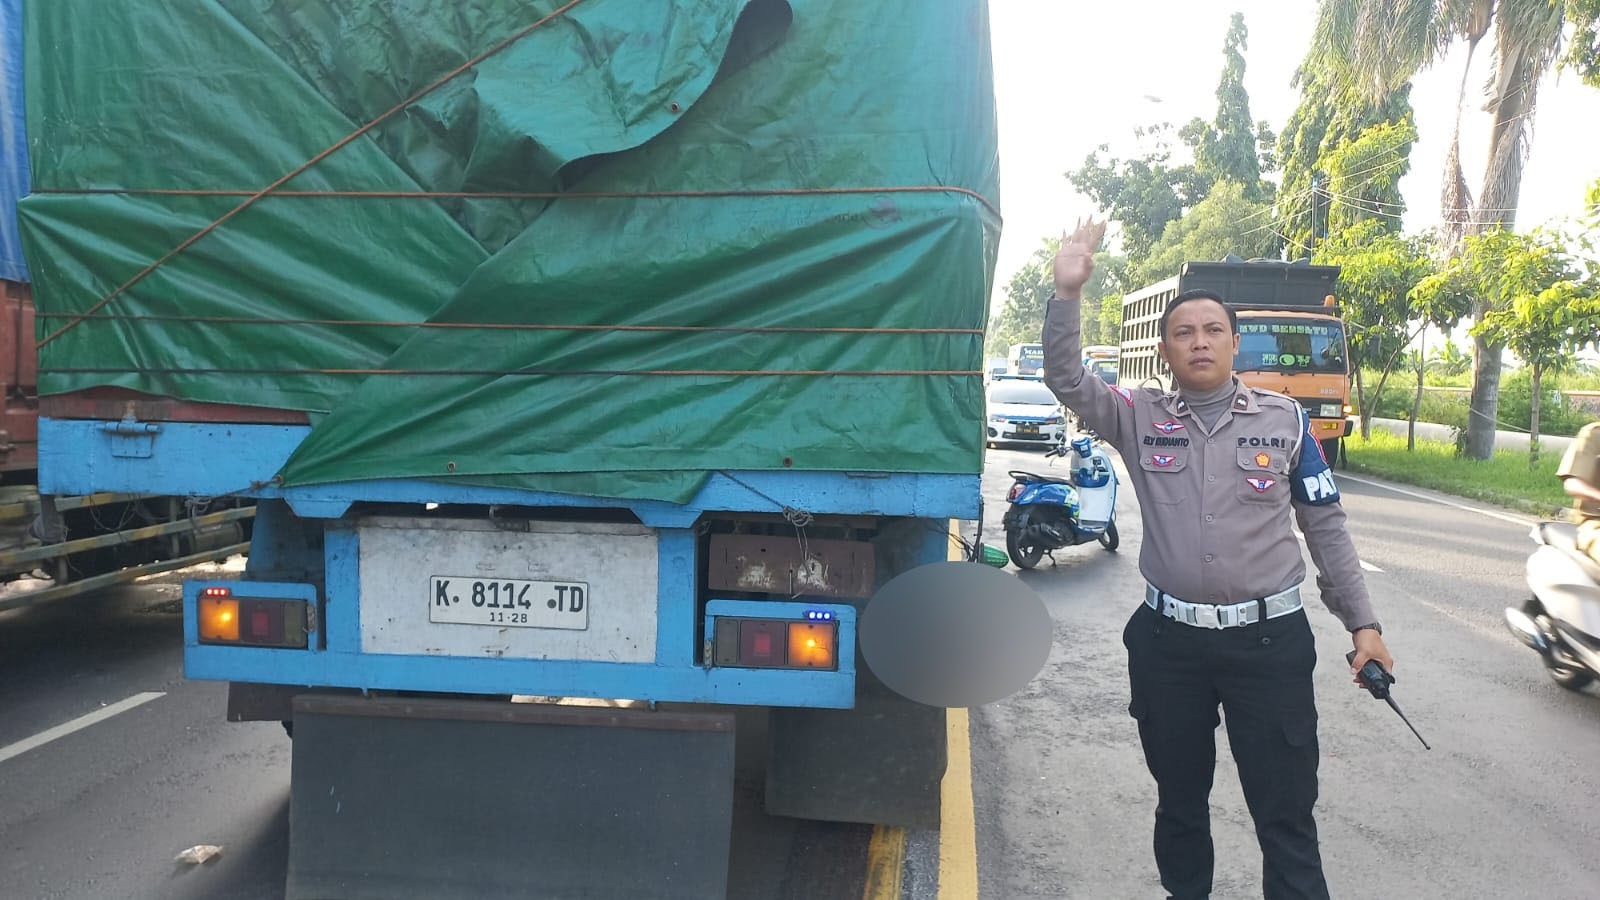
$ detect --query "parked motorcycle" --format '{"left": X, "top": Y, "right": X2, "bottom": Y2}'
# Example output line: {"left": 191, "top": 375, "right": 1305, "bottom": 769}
{"left": 1001, "top": 435, "right": 1119, "bottom": 569}
{"left": 1505, "top": 521, "right": 1600, "bottom": 691}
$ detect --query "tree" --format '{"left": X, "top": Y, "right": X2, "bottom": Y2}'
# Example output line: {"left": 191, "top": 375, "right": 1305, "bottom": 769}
{"left": 1563, "top": 0, "right": 1600, "bottom": 86}
{"left": 1428, "top": 338, "right": 1472, "bottom": 379}
{"left": 1308, "top": 0, "right": 1570, "bottom": 461}
{"left": 1132, "top": 181, "right": 1279, "bottom": 287}
{"left": 1314, "top": 220, "right": 1452, "bottom": 439}
{"left": 1071, "top": 14, "right": 1276, "bottom": 268}
{"left": 989, "top": 239, "right": 1057, "bottom": 355}
{"left": 1276, "top": 61, "right": 1414, "bottom": 254}
{"left": 1099, "top": 294, "right": 1123, "bottom": 349}
{"left": 1319, "top": 119, "right": 1418, "bottom": 240}
{"left": 1470, "top": 230, "right": 1600, "bottom": 465}
{"left": 1188, "top": 13, "right": 1269, "bottom": 200}
{"left": 988, "top": 238, "right": 1125, "bottom": 355}
{"left": 1068, "top": 127, "right": 1209, "bottom": 265}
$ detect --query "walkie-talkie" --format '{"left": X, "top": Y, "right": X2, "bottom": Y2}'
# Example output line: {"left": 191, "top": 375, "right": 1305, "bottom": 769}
{"left": 1346, "top": 651, "right": 1431, "bottom": 750}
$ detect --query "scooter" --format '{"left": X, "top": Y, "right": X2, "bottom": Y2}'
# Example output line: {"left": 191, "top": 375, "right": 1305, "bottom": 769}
{"left": 1001, "top": 435, "right": 1119, "bottom": 569}
{"left": 1505, "top": 521, "right": 1600, "bottom": 691}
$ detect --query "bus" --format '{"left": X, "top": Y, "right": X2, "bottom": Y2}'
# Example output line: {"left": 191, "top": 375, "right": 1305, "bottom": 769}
{"left": 1007, "top": 342, "right": 1044, "bottom": 377}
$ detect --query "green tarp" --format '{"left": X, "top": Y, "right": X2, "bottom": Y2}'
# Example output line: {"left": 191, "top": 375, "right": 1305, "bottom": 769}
{"left": 21, "top": 0, "right": 1001, "bottom": 502}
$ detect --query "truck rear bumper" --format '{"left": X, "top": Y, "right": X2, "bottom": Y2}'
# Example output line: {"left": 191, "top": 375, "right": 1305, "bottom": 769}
{"left": 187, "top": 578, "right": 860, "bottom": 708}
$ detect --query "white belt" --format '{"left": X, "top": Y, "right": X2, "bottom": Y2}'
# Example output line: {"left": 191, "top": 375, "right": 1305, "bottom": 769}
{"left": 1143, "top": 583, "right": 1303, "bottom": 630}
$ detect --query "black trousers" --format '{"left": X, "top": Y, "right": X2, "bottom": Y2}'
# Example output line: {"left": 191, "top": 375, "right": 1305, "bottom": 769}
{"left": 1122, "top": 601, "right": 1329, "bottom": 900}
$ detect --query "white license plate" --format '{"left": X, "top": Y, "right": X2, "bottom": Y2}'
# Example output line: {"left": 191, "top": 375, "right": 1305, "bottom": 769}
{"left": 428, "top": 576, "right": 589, "bottom": 630}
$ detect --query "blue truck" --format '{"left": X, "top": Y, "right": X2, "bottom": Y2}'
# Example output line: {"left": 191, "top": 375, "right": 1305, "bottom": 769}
{"left": 21, "top": 1, "right": 1001, "bottom": 896}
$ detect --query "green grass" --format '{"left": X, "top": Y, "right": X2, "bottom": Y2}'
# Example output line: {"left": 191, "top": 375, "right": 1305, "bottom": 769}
{"left": 1343, "top": 429, "right": 1570, "bottom": 516}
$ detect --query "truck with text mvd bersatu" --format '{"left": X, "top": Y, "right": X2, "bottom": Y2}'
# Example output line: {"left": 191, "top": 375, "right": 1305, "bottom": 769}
{"left": 1119, "top": 258, "right": 1355, "bottom": 461}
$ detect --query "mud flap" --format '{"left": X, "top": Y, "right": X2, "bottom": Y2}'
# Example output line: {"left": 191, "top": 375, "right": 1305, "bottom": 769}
{"left": 763, "top": 672, "right": 945, "bottom": 829}
{"left": 285, "top": 696, "right": 735, "bottom": 900}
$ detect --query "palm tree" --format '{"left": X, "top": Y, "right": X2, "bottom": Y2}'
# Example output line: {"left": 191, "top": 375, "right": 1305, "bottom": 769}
{"left": 1309, "top": 0, "right": 1568, "bottom": 460}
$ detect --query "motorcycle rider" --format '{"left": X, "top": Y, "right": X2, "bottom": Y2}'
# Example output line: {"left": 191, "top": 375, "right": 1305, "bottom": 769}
{"left": 1556, "top": 421, "right": 1600, "bottom": 564}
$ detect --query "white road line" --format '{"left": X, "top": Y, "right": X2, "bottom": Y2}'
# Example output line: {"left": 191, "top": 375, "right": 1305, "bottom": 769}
{"left": 1338, "top": 472, "right": 1537, "bottom": 527}
{"left": 0, "top": 692, "right": 165, "bottom": 765}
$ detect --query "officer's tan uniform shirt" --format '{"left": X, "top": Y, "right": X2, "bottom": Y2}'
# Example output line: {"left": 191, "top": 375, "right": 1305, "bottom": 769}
{"left": 1557, "top": 422, "right": 1600, "bottom": 519}
{"left": 1042, "top": 298, "right": 1376, "bottom": 630}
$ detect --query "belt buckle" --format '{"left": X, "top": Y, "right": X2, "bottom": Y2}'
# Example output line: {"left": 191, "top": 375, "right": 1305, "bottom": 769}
{"left": 1192, "top": 604, "right": 1221, "bottom": 629}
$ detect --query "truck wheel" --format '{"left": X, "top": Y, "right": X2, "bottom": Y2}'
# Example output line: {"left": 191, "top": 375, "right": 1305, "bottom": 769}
{"left": 1098, "top": 521, "right": 1119, "bottom": 552}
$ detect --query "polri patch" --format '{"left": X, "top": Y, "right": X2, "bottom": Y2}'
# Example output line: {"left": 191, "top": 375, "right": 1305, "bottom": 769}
{"left": 1246, "top": 476, "right": 1277, "bottom": 493}
{"left": 1152, "top": 454, "right": 1177, "bottom": 468}
{"left": 1254, "top": 451, "right": 1271, "bottom": 468}
{"left": 1110, "top": 386, "right": 1135, "bottom": 407}
{"left": 1153, "top": 419, "right": 1185, "bottom": 434}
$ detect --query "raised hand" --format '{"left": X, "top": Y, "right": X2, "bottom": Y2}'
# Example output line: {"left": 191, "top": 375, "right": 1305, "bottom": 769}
{"left": 1053, "top": 217, "right": 1108, "bottom": 299}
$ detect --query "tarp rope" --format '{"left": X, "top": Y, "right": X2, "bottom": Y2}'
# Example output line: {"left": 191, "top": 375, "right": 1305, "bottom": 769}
{"left": 35, "top": 0, "right": 594, "bottom": 350}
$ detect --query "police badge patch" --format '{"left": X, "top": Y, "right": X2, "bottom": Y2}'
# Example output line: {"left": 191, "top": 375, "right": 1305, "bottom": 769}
{"left": 1246, "top": 476, "right": 1277, "bottom": 493}
{"left": 1153, "top": 419, "right": 1185, "bottom": 434}
{"left": 1110, "top": 386, "right": 1135, "bottom": 407}
{"left": 1152, "top": 454, "right": 1177, "bottom": 467}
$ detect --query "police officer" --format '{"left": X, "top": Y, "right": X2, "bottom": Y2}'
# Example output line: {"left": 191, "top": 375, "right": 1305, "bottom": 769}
{"left": 1041, "top": 219, "right": 1394, "bottom": 900}
{"left": 1557, "top": 421, "right": 1600, "bottom": 563}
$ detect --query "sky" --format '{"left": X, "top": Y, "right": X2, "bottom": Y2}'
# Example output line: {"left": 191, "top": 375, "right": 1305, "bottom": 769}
{"left": 986, "top": 0, "right": 1600, "bottom": 301}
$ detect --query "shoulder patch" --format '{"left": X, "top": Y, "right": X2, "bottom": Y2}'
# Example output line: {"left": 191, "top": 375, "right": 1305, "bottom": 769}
{"left": 1110, "top": 386, "right": 1134, "bottom": 407}
{"left": 1250, "top": 391, "right": 1300, "bottom": 411}
{"left": 1290, "top": 405, "right": 1340, "bottom": 506}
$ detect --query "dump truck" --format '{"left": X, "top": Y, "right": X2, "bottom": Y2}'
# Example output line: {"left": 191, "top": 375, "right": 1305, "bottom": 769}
{"left": 1119, "top": 259, "right": 1354, "bottom": 460}
{"left": 20, "top": 1, "right": 1001, "bottom": 896}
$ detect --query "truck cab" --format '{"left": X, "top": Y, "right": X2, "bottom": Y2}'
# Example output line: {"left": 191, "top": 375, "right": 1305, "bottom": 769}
{"left": 1119, "top": 259, "right": 1354, "bottom": 460}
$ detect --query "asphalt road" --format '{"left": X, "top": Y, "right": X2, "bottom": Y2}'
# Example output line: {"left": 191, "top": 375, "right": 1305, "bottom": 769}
{"left": 0, "top": 569, "right": 874, "bottom": 900}
{"left": 4, "top": 449, "right": 1599, "bottom": 899}
{"left": 970, "top": 443, "right": 1600, "bottom": 899}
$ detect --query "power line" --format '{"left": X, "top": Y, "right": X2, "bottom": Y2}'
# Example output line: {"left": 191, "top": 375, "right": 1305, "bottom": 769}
{"left": 1322, "top": 189, "right": 1530, "bottom": 218}
{"left": 1323, "top": 152, "right": 1411, "bottom": 185}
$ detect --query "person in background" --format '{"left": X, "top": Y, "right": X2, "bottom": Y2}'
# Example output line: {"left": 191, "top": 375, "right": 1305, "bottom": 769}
{"left": 1557, "top": 421, "right": 1600, "bottom": 563}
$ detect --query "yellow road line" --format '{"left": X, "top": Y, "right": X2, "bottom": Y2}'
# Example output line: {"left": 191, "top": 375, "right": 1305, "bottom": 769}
{"left": 938, "top": 519, "right": 980, "bottom": 898}
{"left": 862, "top": 825, "right": 907, "bottom": 900}
{"left": 863, "top": 519, "right": 981, "bottom": 900}
{"left": 939, "top": 706, "right": 979, "bottom": 899}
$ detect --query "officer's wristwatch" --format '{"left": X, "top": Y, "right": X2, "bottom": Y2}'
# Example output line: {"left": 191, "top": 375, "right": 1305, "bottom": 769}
{"left": 1352, "top": 622, "right": 1383, "bottom": 636}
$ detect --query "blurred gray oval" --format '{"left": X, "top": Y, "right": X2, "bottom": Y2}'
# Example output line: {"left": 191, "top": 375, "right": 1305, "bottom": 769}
{"left": 859, "top": 562, "right": 1052, "bottom": 708}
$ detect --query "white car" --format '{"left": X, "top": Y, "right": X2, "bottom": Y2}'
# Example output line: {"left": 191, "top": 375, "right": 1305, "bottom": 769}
{"left": 985, "top": 377, "right": 1067, "bottom": 448}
